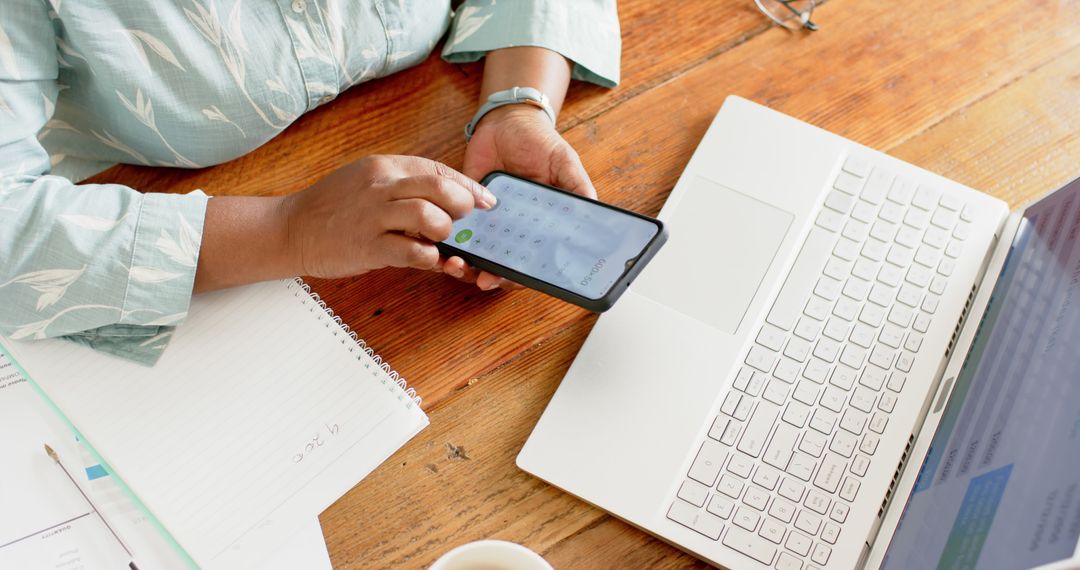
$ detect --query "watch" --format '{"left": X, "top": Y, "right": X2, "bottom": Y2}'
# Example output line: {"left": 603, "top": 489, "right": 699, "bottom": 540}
{"left": 464, "top": 86, "right": 556, "bottom": 142}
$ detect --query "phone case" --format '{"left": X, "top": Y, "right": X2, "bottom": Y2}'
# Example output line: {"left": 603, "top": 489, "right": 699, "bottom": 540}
{"left": 436, "top": 171, "right": 669, "bottom": 312}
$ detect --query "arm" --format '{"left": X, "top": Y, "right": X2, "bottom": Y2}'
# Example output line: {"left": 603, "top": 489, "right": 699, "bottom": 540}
{"left": 440, "top": 0, "right": 622, "bottom": 289}
{"left": 0, "top": 3, "right": 493, "bottom": 365}
{"left": 0, "top": 3, "right": 208, "bottom": 365}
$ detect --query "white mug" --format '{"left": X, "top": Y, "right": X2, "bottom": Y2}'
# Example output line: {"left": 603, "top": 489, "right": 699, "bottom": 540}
{"left": 429, "top": 540, "right": 553, "bottom": 570}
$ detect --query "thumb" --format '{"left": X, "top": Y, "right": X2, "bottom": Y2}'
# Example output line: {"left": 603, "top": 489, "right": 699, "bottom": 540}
{"left": 554, "top": 147, "right": 598, "bottom": 199}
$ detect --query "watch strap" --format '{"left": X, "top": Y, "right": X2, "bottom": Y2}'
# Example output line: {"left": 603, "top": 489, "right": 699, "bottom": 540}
{"left": 464, "top": 86, "right": 556, "bottom": 142}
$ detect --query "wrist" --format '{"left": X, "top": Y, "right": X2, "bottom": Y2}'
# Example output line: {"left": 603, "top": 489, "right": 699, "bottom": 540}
{"left": 474, "top": 103, "right": 551, "bottom": 134}
{"left": 465, "top": 86, "right": 556, "bottom": 141}
{"left": 194, "top": 195, "right": 298, "bottom": 293}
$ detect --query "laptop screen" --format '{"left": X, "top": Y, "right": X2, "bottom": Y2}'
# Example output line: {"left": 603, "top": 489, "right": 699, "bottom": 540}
{"left": 882, "top": 177, "right": 1080, "bottom": 569}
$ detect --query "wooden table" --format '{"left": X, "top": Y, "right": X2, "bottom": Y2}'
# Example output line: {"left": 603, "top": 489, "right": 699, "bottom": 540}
{"left": 92, "top": 0, "right": 1080, "bottom": 566}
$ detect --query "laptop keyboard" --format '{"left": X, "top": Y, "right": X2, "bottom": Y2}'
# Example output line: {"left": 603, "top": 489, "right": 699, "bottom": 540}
{"left": 666, "top": 155, "right": 975, "bottom": 569}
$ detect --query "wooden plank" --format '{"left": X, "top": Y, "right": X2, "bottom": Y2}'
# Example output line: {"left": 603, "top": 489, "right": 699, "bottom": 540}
{"left": 322, "top": 18, "right": 1080, "bottom": 570}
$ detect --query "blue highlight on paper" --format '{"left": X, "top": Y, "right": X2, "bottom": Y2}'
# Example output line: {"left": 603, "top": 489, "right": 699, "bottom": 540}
{"left": 84, "top": 464, "right": 108, "bottom": 481}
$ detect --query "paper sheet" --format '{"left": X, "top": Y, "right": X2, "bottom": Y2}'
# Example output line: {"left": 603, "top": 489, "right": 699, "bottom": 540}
{"left": 0, "top": 353, "right": 332, "bottom": 570}
{"left": 4, "top": 280, "right": 427, "bottom": 568}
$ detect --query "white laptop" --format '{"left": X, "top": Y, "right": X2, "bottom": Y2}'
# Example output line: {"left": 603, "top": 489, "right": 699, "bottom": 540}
{"left": 518, "top": 96, "right": 1080, "bottom": 570}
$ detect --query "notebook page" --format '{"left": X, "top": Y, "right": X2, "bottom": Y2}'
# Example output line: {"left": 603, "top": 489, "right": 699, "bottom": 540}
{"left": 3, "top": 280, "right": 428, "bottom": 569}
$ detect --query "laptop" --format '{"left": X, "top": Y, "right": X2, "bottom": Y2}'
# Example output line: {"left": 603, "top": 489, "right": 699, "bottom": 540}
{"left": 518, "top": 96, "right": 1080, "bottom": 570}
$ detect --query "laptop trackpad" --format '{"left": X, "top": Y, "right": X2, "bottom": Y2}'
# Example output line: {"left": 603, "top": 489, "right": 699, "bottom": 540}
{"left": 633, "top": 177, "right": 794, "bottom": 334}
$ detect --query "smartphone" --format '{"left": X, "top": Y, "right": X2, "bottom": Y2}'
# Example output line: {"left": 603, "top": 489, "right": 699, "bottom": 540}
{"left": 436, "top": 171, "right": 668, "bottom": 312}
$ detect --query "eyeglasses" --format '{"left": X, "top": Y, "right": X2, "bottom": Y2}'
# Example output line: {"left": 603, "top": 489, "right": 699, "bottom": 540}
{"left": 754, "top": 0, "right": 818, "bottom": 31}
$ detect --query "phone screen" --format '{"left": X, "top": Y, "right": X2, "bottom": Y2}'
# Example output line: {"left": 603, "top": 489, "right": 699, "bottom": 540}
{"left": 442, "top": 173, "right": 662, "bottom": 300}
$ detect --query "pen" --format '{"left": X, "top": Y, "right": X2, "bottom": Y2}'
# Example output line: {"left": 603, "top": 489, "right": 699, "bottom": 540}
{"left": 44, "top": 444, "right": 140, "bottom": 570}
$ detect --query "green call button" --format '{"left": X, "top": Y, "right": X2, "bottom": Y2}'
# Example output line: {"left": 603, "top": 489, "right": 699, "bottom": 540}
{"left": 454, "top": 229, "right": 473, "bottom": 243}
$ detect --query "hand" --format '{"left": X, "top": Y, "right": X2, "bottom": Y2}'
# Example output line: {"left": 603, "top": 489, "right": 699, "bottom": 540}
{"left": 447, "top": 105, "right": 596, "bottom": 290}
{"left": 282, "top": 155, "right": 496, "bottom": 279}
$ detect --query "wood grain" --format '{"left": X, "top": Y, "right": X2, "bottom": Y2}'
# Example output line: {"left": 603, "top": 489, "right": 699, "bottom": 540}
{"left": 316, "top": 0, "right": 1080, "bottom": 568}
{"left": 76, "top": 0, "right": 1080, "bottom": 566}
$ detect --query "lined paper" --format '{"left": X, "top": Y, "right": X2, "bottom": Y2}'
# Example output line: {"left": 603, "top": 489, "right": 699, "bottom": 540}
{"left": 3, "top": 280, "right": 428, "bottom": 569}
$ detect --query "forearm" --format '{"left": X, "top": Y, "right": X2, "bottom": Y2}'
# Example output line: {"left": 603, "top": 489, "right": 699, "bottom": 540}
{"left": 480, "top": 46, "right": 572, "bottom": 116}
{"left": 193, "top": 196, "right": 298, "bottom": 293}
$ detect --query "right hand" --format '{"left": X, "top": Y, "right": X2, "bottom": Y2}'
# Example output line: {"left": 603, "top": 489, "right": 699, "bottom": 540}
{"left": 282, "top": 155, "right": 496, "bottom": 279}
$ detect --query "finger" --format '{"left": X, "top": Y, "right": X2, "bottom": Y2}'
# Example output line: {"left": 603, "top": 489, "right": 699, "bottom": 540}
{"left": 392, "top": 156, "right": 498, "bottom": 208}
{"left": 476, "top": 271, "right": 522, "bottom": 291}
{"left": 442, "top": 256, "right": 481, "bottom": 282}
{"left": 376, "top": 233, "right": 441, "bottom": 270}
{"left": 381, "top": 199, "right": 455, "bottom": 242}
{"left": 554, "top": 147, "right": 598, "bottom": 199}
{"left": 387, "top": 175, "right": 477, "bottom": 220}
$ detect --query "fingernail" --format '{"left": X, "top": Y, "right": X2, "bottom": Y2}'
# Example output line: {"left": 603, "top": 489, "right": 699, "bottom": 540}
{"left": 483, "top": 281, "right": 500, "bottom": 291}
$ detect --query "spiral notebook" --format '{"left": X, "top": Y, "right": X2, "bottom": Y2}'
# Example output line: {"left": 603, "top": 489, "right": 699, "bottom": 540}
{"left": 0, "top": 279, "right": 429, "bottom": 569}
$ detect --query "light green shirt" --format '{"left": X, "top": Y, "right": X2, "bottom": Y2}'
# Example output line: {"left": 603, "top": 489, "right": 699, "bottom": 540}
{"left": 0, "top": 0, "right": 620, "bottom": 364}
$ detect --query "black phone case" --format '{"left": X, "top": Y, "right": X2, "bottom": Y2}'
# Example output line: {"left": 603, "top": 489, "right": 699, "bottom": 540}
{"left": 435, "top": 171, "right": 669, "bottom": 312}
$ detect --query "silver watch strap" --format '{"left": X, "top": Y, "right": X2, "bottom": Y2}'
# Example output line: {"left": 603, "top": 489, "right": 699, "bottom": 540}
{"left": 464, "top": 86, "right": 556, "bottom": 142}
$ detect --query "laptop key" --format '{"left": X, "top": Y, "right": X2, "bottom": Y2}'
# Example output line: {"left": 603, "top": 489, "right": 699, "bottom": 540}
{"left": 805, "top": 490, "right": 831, "bottom": 515}
{"left": 759, "top": 517, "right": 787, "bottom": 544}
{"left": 744, "top": 486, "right": 771, "bottom": 511}
{"left": 707, "top": 494, "right": 735, "bottom": 519}
{"left": 786, "top": 452, "right": 817, "bottom": 481}
{"left": 798, "top": 429, "right": 827, "bottom": 457}
{"left": 688, "top": 439, "right": 729, "bottom": 486}
{"left": 794, "top": 510, "right": 822, "bottom": 536}
{"left": 785, "top": 531, "right": 813, "bottom": 556}
{"left": 769, "top": 497, "right": 797, "bottom": 523}
{"left": 813, "top": 452, "right": 846, "bottom": 493}
{"left": 746, "top": 345, "right": 778, "bottom": 373}
{"left": 829, "top": 501, "right": 850, "bottom": 523}
{"left": 753, "top": 464, "right": 782, "bottom": 490}
{"left": 667, "top": 500, "right": 724, "bottom": 540}
{"left": 728, "top": 452, "right": 755, "bottom": 478}
{"left": 816, "top": 208, "right": 845, "bottom": 232}
{"left": 822, "top": 522, "right": 841, "bottom": 544}
{"left": 738, "top": 401, "right": 780, "bottom": 457}
{"left": 833, "top": 171, "right": 864, "bottom": 195}
{"left": 708, "top": 416, "right": 730, "bottom": 441}
{"left": 842, "top": 155, "right": 872, "bottom": 178}
{"left": 757, "top": 324, "right": 787, "bottom": 351}
{"left": 775, "top": 551, "right": 803, "bottom": 570}
{"left": 718, "top": 473, "right": 744, "bottom": 499}
{"left": 763, "top": 421, "right": 800, "bottom": 469}
{"left": 779, "top": 478, "right": 806, "bottom": 503}
{"left": 723, "top": 525, "right": 777, "bottom": 565}
{"left": 862, "top": 169, "right": 892, "bottom": 204}
{"left": 678, "top": 479, "right": 710, "bottom": 506}
{"left": 811, "top": 542, "right": 832, "bottom": 565}
{"left": 733, "top": 506, "right": 762, "bottom": 531}
{"left": 824, "top": 190, "right": 855, "bottom": 214}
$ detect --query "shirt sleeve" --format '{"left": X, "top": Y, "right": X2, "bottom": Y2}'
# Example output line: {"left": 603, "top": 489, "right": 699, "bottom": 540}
{"left": 0, "top": 3, "right": 208, "bottom": 365}
{"left": 441, "top": 0, "right": 621, "bottom": 88}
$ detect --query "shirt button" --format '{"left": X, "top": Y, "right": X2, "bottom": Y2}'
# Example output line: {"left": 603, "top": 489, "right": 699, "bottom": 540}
{"left": 318, "top": 95, "right": 333, "bottom": 105}
{"left": 291, "top": 0, "right": 304, "bottom": 13}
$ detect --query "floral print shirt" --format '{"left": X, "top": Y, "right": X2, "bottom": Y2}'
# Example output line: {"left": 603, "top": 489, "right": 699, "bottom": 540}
{"left": 0, "top": 0, "right": 620, "bottom": 364}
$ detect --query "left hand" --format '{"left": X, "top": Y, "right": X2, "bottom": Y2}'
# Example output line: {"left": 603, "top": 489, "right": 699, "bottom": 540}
{"left": 445, "top": 105, "right": 596, "bottom": 290}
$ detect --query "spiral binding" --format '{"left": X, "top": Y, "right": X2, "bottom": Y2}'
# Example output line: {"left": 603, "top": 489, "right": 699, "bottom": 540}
{"left": 285, "top": 278, "right": 422, "bottom": 407}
